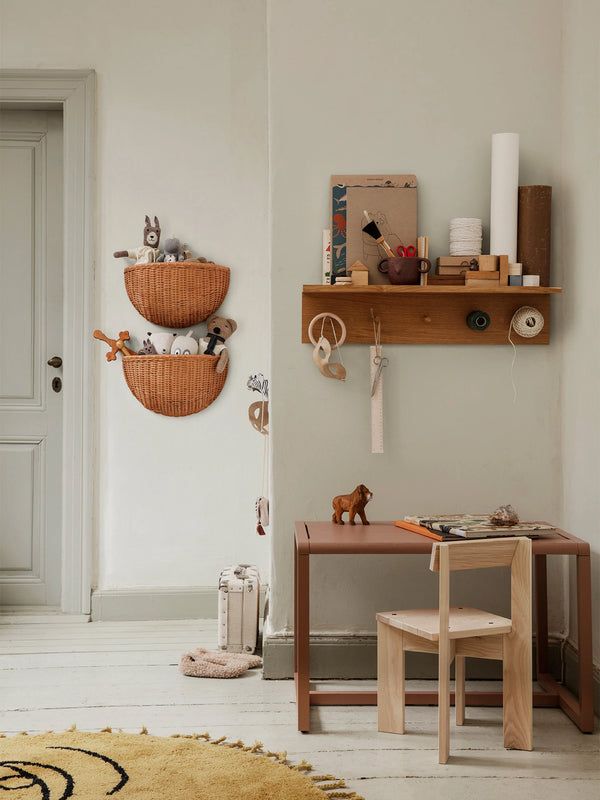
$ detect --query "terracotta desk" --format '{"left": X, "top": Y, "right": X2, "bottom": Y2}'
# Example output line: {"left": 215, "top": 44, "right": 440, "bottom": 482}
{"left": 294, "top": 521, "right": 594, "bottom": 734}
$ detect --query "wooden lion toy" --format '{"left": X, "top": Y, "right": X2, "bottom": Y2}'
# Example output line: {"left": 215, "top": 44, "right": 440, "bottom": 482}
{"left": 332, "top": 484, "right": 373, "bottom": 525}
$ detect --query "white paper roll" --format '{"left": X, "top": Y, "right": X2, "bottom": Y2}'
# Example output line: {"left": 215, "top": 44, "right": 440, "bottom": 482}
{"left": 490, "top": 133, "right": 519, "bottom": 262}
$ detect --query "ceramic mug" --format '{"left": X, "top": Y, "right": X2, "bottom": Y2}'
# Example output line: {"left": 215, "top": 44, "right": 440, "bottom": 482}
{"left": 378, "top": 256, "right": 431, "bottom": 285}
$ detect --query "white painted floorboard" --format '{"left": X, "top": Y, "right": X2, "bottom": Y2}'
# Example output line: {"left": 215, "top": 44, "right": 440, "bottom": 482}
{"left": 0, "top": 619, "right": 598, "bottom": 800}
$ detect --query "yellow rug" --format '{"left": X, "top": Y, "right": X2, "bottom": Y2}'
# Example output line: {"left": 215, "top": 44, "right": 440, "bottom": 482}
{"left": 0, "top": 729, "right": 363, "bottom": 799}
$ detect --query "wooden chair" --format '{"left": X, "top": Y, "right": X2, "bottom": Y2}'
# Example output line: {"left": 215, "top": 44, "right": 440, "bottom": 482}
{"left": 377, "top": 537, "right": 532, "bottom": 763}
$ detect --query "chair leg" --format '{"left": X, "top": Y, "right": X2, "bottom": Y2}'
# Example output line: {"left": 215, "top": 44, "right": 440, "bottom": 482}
{"left": 438, "top": 640, "right": 452, "bottom": 763}
{"left": 377, "top": 621, "right": 405, "bottom": 734}
{"left": 503, "top": 633, "right": 533, "bottom": 750}
{"left": 455, "top": 655, "right": 465, "bottom": 726}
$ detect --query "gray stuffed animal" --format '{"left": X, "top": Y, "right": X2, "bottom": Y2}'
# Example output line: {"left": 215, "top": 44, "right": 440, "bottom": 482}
{"left": 158, "top": 237, "right": 185, "bottom": 263}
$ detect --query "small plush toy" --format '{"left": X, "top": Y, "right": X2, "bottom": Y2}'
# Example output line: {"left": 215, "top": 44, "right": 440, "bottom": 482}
{"left": 171, "top": 330, "right": 198, "bottom": 355}
{"left": 138, "top": 337, "right": 157, "bottom": 355}
{"left": 158, "top": 237, "right": 186, "bottom": 263}
{"left": 146, "top": 331, "right": 177, "bottom": 355}
{"left": 113, "top": 215, "right": 161, "bottom": 264}
{"left": 199, "top": 315, "right": 237, "bottom": 373}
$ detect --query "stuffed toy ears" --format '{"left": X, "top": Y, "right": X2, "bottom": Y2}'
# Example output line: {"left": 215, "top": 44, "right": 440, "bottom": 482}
{"left": 227, "top": 319, "right": 238, "bottom": 333}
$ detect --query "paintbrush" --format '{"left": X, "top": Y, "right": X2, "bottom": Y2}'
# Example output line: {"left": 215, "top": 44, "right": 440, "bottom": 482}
{"left": 362, "top": 211, "right": 395, "bottom": 258}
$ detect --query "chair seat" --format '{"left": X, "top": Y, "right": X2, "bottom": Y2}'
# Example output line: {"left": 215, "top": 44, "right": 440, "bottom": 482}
{"left": 377, "top": 607, "right": 512, "bottom": 641}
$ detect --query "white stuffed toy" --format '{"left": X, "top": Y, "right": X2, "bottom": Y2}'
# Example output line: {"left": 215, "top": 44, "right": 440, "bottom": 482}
{"left": 171, "top": 330, "right": 198, "bottom": 355}
{"left": 147, "top": 331, "right": 176, "bottom": 355}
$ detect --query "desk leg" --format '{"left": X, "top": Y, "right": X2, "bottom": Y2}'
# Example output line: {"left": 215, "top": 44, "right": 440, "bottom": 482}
{"left": 535, "top": 554, "right": 549, "bottom": 676}
{"left": 295, "top": 547, "right": 310, "bottom": 732}
{"left": 575, "top": 554, "right": 594, "bottom": 733}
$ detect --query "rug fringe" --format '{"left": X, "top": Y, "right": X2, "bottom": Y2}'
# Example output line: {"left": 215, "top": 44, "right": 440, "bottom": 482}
{"left": 1, "top": 727, "right": 364, "bottom": 800}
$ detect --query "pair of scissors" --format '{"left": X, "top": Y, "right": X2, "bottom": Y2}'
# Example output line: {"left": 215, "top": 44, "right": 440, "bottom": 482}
{"left": 396, "top": 244, "right": 416, "bottom": 257}
{"left": 371, "top": 352, "right": 389, "bottom": 397}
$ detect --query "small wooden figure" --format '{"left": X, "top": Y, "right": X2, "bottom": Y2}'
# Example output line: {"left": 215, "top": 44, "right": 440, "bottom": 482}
{"left": 332, "top": 484, "right": 373, "bottom": 525}
{"left": 93, "top": 329, "right": 136, "bottom": 361}
{"left": 350, "top": 260, "right": 369, "bottom": 286}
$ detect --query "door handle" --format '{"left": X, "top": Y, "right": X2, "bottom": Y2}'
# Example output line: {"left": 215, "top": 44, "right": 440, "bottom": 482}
{"left": 47, "top": 356, "right": 63, "bottom": 368}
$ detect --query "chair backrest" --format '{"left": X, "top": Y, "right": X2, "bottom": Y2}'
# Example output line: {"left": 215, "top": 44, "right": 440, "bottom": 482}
{"left": 429, "top": 537, "right": 520, "bottom": 573}
{"left": 429, "top": 537, "right": 532, "bottom": 638}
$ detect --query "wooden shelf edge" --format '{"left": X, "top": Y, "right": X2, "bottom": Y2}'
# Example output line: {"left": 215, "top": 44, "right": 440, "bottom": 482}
{"left": 304, "top": 284, "right": 562, "bottom": 295}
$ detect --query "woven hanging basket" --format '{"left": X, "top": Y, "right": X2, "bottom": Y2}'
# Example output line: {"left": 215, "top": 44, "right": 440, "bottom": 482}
{"left": 124, "top": 261, "right": 230, "bottom": 328}
{"left": 122, "top": 354, "right": 227, "bottom": 416}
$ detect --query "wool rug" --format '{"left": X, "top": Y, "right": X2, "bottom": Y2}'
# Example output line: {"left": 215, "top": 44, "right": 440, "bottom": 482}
{"left": 0, "top": 729, "right": 363, "bottom": 799}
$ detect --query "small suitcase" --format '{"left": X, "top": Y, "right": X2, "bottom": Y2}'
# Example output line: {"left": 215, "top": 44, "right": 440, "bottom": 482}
{"left": 218, "top": 564, "right": 260, "bottom": 653}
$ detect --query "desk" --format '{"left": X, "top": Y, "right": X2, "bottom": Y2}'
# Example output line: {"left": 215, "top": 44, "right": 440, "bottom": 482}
{"left": 294, "top": 521, "right": 594, "bottom": 734}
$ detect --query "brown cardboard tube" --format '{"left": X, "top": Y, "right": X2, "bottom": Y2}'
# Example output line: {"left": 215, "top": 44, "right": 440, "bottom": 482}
{"left": 517, "top": 185, "right": 552, "bottom": 286}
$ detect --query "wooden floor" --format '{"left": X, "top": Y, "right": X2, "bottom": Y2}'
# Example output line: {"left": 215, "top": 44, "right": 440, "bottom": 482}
{"left": 0, "top": 619, "right": 598, "bottom": 800}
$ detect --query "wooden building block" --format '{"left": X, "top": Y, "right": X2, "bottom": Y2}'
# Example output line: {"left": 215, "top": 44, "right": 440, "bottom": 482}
{"left": 478, "top": 255, "right": 499, "bottom": 271}
{"left": 437, "top": 256, "right": 479, "bottom": 268}
{"left": 350, "top": 260, "right": 369, "bottom": 286}
{"left": 499, "top": 255, "right": 509, "bottom": 286}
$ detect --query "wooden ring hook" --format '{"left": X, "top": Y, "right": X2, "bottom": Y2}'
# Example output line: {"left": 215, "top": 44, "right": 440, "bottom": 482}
{"left": 307, "top": 313, "right": 347, "bottom": 347}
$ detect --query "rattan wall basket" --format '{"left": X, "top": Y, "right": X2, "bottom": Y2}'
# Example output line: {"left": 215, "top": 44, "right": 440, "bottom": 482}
{"left": 122, "top": 354, "right": 227, "bottom": 416}
{"left": 124, "top": 261, "right": 230, "bottom": 328}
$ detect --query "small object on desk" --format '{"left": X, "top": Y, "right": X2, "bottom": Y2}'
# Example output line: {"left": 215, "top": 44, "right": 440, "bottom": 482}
{"left": 322, "top": 229, "right": 332, "bottom": 284}
{"left": 378, "top": 255, "right": 431, "bottom": 285}
{"left": 509, "top": 261, "right": 523, "bottom": 275}
{"left": 517, "top": 185, "right": 552, "bottom": 286}
{"left": 362, "top": 210, "right": 395, "bottom": 258}
{"left": 438, "top": 264, "right": 476, "bottom": 276}
{"left": 404, "top": 513, "right": 553, "bottom": 539}
{"left": 437, "top": 256, "right": 480, "bottom": 269}
{"left": 332, "top": 484, "right": 372, "bottom": 525}
{"left": 349, "top": 260, "right": 369, "bottom": 286}
{"left": 498, "top": 254, "right": 510, "bottom": 286}
{"left": 417, "top": 235, "right": 429, "bottom": 286}
{"left": 491, "top": 504, "right": 520, "bottom": 526}
{"left": 465, "top": 271, "right": 500, "bottom": 288}
{"left": 449, "top": 217, "right": 483, "bottom": 256}
{"left": 428, "top": 274, "right": 465, "bottom": 286}
{"left": 522, "top": 274, "right": 541, "bottom": 287}
{"left": 509, "top": 275, "right": 523, "bottom": 286}
{"left": 334, "top": 276, "right": 352, "bottom": 285}
{"left": 490, "top": 133, "right": 520, "bottom": 263}
{"left": 478, "top": 254, "right": 499, "bottom": 271}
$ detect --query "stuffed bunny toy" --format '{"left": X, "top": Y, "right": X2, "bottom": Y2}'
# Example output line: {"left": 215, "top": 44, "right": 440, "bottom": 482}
{"left": 113, "top": 215, "right": 161, "bottom": 264}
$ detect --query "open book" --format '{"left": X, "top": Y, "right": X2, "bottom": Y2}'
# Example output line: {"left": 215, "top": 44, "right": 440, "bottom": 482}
{"left": 404, "top": 514, "right": 555, "bottom": 540}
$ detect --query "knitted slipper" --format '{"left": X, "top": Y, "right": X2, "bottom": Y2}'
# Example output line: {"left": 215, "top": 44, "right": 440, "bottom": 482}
{"left": 179, "top": 651, "right": 249, "bottom": 679}
{"left": 192, "top": 648, "right": 263, "bottom": 670}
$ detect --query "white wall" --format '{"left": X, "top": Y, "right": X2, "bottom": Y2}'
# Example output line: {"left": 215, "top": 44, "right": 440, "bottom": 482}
{"left": 268, "top": 0, "right": 566, "bottom": 636}
{"left": 560, "top": 0, "right": 600, "bottom": 664}
{"left": 0, "top": 0, "right": 270, "bottom": 590}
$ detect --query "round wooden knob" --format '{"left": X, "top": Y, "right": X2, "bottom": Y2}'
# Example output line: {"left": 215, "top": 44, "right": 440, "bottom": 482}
{"left": 423, "top": 315, "right": 432, "bottom": 323}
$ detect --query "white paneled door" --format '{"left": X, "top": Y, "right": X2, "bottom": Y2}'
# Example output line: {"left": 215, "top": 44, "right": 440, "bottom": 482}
{"left": 0, "top": 109, "right": 63, "bottom": 607}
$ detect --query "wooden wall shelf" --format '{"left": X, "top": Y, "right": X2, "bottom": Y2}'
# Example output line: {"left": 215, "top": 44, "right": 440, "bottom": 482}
{"left": 302, "top": 285, "right": 562, "bottom": 345}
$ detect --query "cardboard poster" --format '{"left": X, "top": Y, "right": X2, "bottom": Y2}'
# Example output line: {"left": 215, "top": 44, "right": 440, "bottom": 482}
{"left": 330, "top": 175, "right": 417, "bottom": 283}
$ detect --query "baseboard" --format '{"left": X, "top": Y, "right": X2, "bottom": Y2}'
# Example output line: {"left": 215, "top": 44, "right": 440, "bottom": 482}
{"left": 262, "top": 633, "right": 563, "bottom": 682}
{"left": 564, "top": 640, "right": 600, "bottom": 717}
{"left": 91, "top": 586, "right": 267, "bottom": 622}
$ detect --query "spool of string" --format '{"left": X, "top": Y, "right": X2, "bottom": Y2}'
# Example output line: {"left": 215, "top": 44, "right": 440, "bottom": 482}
{"left": 508, "top": 306, "right": 544, "bottom": 402}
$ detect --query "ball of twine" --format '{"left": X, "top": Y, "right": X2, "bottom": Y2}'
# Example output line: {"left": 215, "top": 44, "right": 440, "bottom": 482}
{"left": 510, "top": 306, "right": 544, "bottom": 337}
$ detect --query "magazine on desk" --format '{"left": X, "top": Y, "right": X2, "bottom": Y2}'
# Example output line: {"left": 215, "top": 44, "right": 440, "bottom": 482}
{"left": 404, "top": 514, "right": 555, "bottom": 540}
